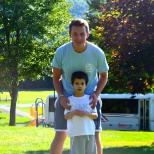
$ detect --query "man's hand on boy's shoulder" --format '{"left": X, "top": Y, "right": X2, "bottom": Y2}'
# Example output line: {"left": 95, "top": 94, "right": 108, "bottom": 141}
{"left": 59, "top": 96, "right": 71, "bottom": 110}
{"left": 89, "top": 92, "right": 98, "bottom": 109}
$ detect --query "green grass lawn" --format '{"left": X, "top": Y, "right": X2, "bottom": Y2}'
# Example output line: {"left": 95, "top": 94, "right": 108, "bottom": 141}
{"left": 0, "top": 126, "right": 154, "bottom": 154}
{"left": 17, "top": 90, "right": 54, "bottom": 104}
{"left": 1, "top": 90, "right": 154, "bottom": 154}
{"left": 0, "top": 115, "right": 154, "bottom": 154}
{"left": 0, "top": 90, "right": 54, "bottom": 104}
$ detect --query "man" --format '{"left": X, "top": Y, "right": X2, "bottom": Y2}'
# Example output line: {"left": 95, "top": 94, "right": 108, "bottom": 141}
{"left": 50, "top": 18, "right": 109, "bottom": 154}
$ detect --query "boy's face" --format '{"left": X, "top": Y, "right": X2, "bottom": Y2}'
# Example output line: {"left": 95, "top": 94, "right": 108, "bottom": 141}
{"left": 72, "top": 78, "right": 87, "bottom": 96}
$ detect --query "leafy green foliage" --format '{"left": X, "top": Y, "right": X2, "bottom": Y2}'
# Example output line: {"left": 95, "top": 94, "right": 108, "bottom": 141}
{"left": 0, "top": 0, "right": 72, "bottom": 86}
{"left": 0, "top": 0, "right": 72, "bottom": 125}
{"left": 87, "top": 0, "right": 154, "bottom": 94}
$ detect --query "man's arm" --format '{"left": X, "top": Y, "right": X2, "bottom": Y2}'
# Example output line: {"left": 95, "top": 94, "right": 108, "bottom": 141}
{"left": 52, "top": 67, "right": 70, "bottom": 109}
{"left": 90, "top": 71, "right": 108, "bottom": 108}
{"left": 95, "top": 71, "right": 108, "bottom": 97}
{"left": 64, "top": 110, "right": 76, "bottom": 120}
{"left": 52, "top": 67, "right": 63, "bottom": 96}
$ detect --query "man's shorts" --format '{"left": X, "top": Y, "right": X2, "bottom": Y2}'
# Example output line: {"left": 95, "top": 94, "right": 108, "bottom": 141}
{"left": 54, "top": 97, "right": 102, "bottom": 132}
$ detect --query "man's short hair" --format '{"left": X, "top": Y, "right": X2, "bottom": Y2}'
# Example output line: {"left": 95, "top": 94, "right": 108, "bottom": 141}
{"left": 69, "top": 18, "right": 89, "bottom": 35}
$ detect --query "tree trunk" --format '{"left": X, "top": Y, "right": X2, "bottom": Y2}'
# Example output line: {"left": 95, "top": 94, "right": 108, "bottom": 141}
{"left": 9, "top": 63, "right": 18, "bottom": 126}
{"left": 9, "top": 84, "right": 18, "bottom": 126}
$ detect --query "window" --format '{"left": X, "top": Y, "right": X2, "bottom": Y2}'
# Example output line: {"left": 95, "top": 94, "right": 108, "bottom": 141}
{"left": 101, "top": 99, "right": 138, "bottom": 114}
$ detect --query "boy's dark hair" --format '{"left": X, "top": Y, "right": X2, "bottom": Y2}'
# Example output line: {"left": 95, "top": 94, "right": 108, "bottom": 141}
{"left": 71, "top": 71, "right": 88, "bottom": 85}
{"left": 69, "top": 18, "right": 89, "bottom": 35}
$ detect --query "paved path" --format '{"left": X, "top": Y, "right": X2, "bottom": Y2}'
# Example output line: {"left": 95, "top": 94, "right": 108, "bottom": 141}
{"left": 0, "top": 104, "right": 35, "bottom": 126}
{"left": 0, "top": 104, "right": 33, "bottom": 119}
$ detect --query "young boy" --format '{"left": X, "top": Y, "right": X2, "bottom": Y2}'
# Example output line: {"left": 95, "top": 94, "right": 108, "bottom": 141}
{"left": 64, "top": 71, "right": 98, "bottom": 154}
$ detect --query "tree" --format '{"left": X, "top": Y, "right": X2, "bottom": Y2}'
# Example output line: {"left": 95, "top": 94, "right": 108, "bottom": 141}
{"left": 0, "top": 0, "right": 72, "bottom": 126}
{"left": 87, "top": 0, "right": 154, "bottom": 94}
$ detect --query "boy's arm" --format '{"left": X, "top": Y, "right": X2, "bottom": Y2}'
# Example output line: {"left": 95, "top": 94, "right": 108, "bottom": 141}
{"left": 64, "top": 111, "right": 75, "bottom": 120}
{"left": 64, "top": 109, "right": 98, "bottom": 120}
{"left": 84, "top": 106, "right": 98, "bottom": 119}
{"left": 84, "top": 111, "right": 98, "bottom": 119}
{"left": 64, "top": 110, "right": 79, "bottom": 120}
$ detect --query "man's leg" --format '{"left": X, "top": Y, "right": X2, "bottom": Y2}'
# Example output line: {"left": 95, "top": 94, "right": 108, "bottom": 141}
{"left": 94, "top": 98, "right": 103, "bottom": 154}
{"left": 50, "top": 99, "right": 67, "bottom": 154}
{"left": 50, "top": 131, "right": 67, "bottom": 154}
{"left": 95, "top": 132, "right": 102, "bottom": 154}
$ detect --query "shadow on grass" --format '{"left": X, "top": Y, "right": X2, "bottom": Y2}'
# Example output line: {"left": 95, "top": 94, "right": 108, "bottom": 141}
{"left": 24, "top": 150, "right": 49, "bottom": 154}
{"left": 103, "top": 146, "right": 154, "bottom": 154}
{"left": 24, "top": 146, "right": 154, "bottom": 154}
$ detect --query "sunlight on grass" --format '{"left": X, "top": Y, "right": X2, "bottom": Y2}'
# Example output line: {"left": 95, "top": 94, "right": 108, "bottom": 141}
{"left": 0, "top": 127, "right": 69, "bottom": 154}
{"left": 16, "top": 107, "right": 31, "bottom": 113}
{"left": 0, "top": 127, "right": 154, "bottom": 154}
{"left": 1, "top": 90, "right": 154, "bottom": 154}
{"left": 17, "top": 91, "right": 54, "bottom": 104}
{"left": 0, "top": 112, "right": 32, "bottom": 126}
{"left": 0, "top": 90, "right": 55, "bottom": 104}
{"left": 102, "top": 130, "right": 154, "bottom": 147}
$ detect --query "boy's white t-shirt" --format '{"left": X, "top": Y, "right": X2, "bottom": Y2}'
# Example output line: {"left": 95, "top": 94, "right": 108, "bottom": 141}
{"left": 64, "top": 94, "right": 97, "bottom": 138}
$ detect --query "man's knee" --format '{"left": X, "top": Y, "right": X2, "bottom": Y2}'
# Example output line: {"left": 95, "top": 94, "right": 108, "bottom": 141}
{"left": 54, "top": 131, "right": 67, "bottom": 140}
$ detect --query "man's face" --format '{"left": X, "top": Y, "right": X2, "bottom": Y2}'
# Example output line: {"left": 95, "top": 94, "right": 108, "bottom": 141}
{"left": 70, "top": 26, "right": 89, "bottom": 52}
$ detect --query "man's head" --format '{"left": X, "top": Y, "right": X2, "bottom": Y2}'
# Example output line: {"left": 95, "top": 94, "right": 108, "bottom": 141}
{"left": 69, "top": 18, "right": 90, "bottom": 35}
{"left": 69, "top": 18, "right": 90, "bottom": 52}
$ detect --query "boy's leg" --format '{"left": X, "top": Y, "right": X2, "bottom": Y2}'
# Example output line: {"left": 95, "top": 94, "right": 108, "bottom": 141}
{"left": 50, "top": 99, "right": 67, "bottom": 154}
{"left": 70, "top": 136, "right": 85, "bottom": 154}
{"left": 86, "top": 135, "right": 96, "bottom": 154}
{"left": 94, "top": 98, "right": 103, "bottom": 154}
{"left": 70, "top": 136, "right": 96, "bottom": 154}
